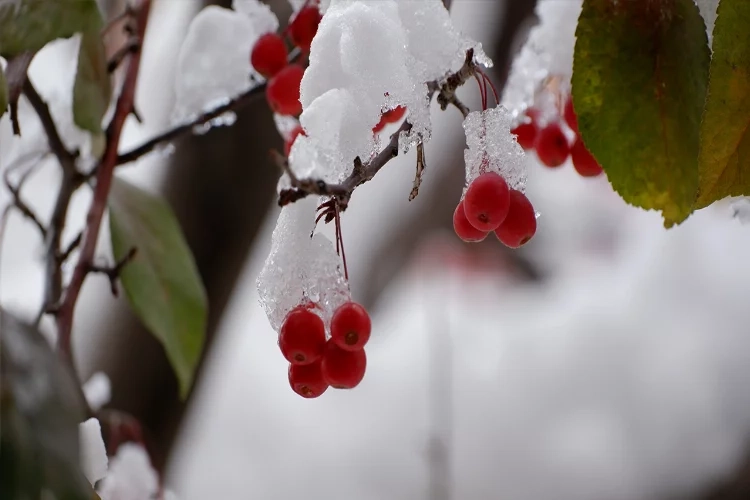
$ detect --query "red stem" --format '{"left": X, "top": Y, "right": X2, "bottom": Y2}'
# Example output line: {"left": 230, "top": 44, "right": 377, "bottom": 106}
{"left": 55, "top": 0, "right": 152, "bottom": 363}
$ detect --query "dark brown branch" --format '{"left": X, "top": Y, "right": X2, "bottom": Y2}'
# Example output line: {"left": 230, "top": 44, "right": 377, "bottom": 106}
{"left": 436, "top": 48, "right": 476, "bottom": 116}
{"left": 6, "top": 52, "right": 35, "bottom": 136}
{"left": 4, "top": 173, "right": 46, "bottom": 237}
{"left": 55, "top": 0, "right": 153, "bottom": 364}
{"left": 88, "top": 247, "right": 137, "bottom": 297}
{"left": 410, "top": 142, "right": 427, "bottom": 201}
{"left": 115, "top": 83, "right": 266, "bottom": 167}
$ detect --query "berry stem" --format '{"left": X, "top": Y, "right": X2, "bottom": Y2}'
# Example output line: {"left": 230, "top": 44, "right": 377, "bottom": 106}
{"left": 477, "top": 68, "right": 499, "bottom": 106}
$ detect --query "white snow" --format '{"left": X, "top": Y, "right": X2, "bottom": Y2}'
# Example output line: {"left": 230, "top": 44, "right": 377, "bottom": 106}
{"left": 256, "top": 198, "right": 350, "bottom": 333}
{"left": 79, "top": 418, "right": 108, "bottom": 486}
{"left": 695, "top": 0, "right": 719, "bottom": 47}
{"left": 82, "top": 371, "right": 111, "bottom": 412}
{"left": 98, "top": 443, "right": 160, "bottom": 500}
{"left": 231, "top": 0, "right": 279, "bottom": 34}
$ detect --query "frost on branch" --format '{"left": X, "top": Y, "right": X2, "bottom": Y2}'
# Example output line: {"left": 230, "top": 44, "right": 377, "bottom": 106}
{"left": 284, "top": 0, "right": 491, "bottom": 190}
{"left": 463, "top": 106, "right": 527, "bottom": 192}
{"left": 173, "top": 2, "right": 278, "bottom": 122}
{"left": 257, "top": 198, "right": 350, "bottom": 332}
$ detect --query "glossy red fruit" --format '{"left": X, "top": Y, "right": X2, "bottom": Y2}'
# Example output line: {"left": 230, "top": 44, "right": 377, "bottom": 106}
{"left": 495, "top": 190, "right": 537, "bottom": 248}
{"left": 279, "top": 307, "right": 326, "bottom": 365}
{"left": 511, "top": 109, "right": 538, "bottom": 150}
{"left": 570, "top": 138, "right": 603, "bottom": 177}
{"left": 535, "top": 123, "right": 570, "bottom": 168}
{"left": 266, "top": 64, "right": 305, "bottom": 116}
{"left": 564, "top": 96, "right": 578, "bottom": 133}
{"left": 331, "top": 302, "right": 371, "bottom": 351}
{"left": 284, "top": 125, "right": 305, "bottom": 156}
{"left": 289, "top": 361, "right": 328, "bottom": 398}
{"left": 463, "top": 172, "right": 510, "bottom": 231}
{"left": 453, "top": 201, "right": 488, "bottom": 242}
{"left": 372, "top": 116, "right": 387, "bottom": 133}
{"left": 250, "top": 33, "right": 288, "bottom": 78}
{"left": 382, "top": 106, "right": 406, "bottom": 124}
{"left": 289, "top": 5, "right": 323, "bottom": 51}
{"left": 321, "top": 342, "right": 366, "bottom": 389}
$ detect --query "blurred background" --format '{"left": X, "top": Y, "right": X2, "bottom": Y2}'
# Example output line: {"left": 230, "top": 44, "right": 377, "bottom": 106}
{"left": 3, "top": 0, "right": 750, "bottom": 499}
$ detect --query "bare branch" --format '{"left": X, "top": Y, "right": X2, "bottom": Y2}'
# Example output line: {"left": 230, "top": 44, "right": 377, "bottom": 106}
{"left": 4, "top": 173, "right": 46, "bottom": 237}
{"left": 107, "top": 38, "right": 139, "bottom": 73}
{"left": 55, "top": 0, "right": 153, "bottom": 363}
{"left": 88, "top": 247, "right": 137, "bottom": 297}
{"left": 436, "top": 48, "right": 476, "bottom": 115}
{"left": 410, "top": 142, "right": 427, "bottom": 201}
{"left": 6, "top": 52, "right": 35, "bottom": 136}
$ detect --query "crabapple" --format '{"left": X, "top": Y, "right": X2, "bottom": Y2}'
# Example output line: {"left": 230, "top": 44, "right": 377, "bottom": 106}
{"left": 453, "top": 201, "right": 488, "bottom": 242}
{"left": 331, "top": 302, "right": 371, "bottom": 351}
{"left": 266, "top": 64, "right": 304, "bottom": 116}
{"left": 535, "top": 123, "right": 570, "bottom": 168}
{"left": 321, "top": 341, "right": 366, "bottom": 389}
{"left": 463, "top": 172, "right": 510, "bottom": 231}
{"left": 279, "top": 306, "right": 326, "bottom": 365}
{"left": 250, "top": 33, "right": 288, "bottom": 78}
{"left": 495, "top": 190, "right": 537, "bottom": 248}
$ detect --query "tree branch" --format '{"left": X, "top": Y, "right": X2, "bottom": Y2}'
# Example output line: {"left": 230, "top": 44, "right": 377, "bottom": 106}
{"left": 55, "top": 0, "right": 153, "bottom": 364}
{"left": 115, "top": 83, "right": 266, "bottom": 167}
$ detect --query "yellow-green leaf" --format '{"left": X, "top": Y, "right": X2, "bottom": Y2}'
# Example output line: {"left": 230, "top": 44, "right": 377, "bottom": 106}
{"left": 109, "top": 177, "right": 207, "bottom": 399}
{"left": 0, "top": 0, "right": 102, "bottom": 57}
{"left": 695, "top": 0, "right": 750, "bottom": 208}
{"left": 572, "top": 0, "right": 710, "bottom": 227}
{"left": 73, "top": 25, "right": 111, "bottom": 134}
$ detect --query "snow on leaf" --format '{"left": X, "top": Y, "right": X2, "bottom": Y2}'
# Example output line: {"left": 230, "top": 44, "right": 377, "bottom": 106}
{"left": 108, "top": 177, "right": 208, "bottom": 399}
{"left": 257, "top": 197, "right": 350, "bottom": 333}
{"left": 695, "top": 0, "right": 750, "bottom": 209}
{"left": 97, "top": 444, "right": 159, "bottom": 500}
{"left": 79, "top": 418, "right": 108, "bottom": 486}
{"left": 572, "top": 0, "right": 710, "bottom": 227}
{"left": 232, "top": 0, "right": 279, "bottom": 34}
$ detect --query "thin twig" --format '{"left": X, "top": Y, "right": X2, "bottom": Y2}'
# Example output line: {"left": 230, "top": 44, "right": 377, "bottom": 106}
{"left": 88, "top": 247, "right": 137, "bottom": 297}
{"left": 55, "top": 0, "right": 153, "bottom": 364}
{"left": 6, "top": 52, "right": 35, "bottom": 136}
{"left": 107, "top": 38, "right": 140, "bottom": 73}
{"left": 410, "top": 142, "right": 427, "bottom": 202}
{"left": 4, "top": 174, "right": 47, "bottom": 237}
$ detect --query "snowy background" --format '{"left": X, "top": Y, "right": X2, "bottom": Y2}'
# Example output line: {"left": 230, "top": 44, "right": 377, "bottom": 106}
{"left": 3, "top": 0, "right": 750, "bottom": 499}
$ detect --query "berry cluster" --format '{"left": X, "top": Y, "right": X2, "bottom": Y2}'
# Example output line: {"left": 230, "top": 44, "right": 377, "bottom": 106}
{"left": 250, "top": 3, "right": 322, "bottom": 118}
{"left": 453, "top": 172, "right": 537, "bottom": 247}
{"left": 280, "top": 301, "right": 371, "bottom": 398}
{"left": 511, "top": 95, "right": 603, "bottom": 178}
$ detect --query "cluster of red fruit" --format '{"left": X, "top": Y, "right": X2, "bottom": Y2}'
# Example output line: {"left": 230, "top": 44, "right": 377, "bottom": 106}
{"left": 250, "top": 4, "right": 321, "bottom": 117}
{"left": 511, "top": 96, "right": 603, "bottom": 177}
{"left": 453, "top": 171, "right": 537, "bottom": 247}
{"left": 280, "top": 301, "right": 371, "bottom": 398}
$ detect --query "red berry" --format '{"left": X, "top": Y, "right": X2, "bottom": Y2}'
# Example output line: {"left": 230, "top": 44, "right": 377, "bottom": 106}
{"left": 372, "top": 117, "right": 387, "bottom": 133}
{"left": 463, "top": 172, "right": 510, "bottom": 231}
{"left": 279, "top": 306, "right": 326, "bottom": 365}
{"left": 250, "top": 33, "right": 288, "bottom": 79}
{"left": 321, "top": 341, "right": 366, "bottom": 389}
{"left": 289, "top": 361, "right": 328, "bottom": 398}
{"left": 535, "top": 123, "right": 570, "bottom": 168}
{"left": 511, "top": 109, "right": 538, "bottom": 150}
{"left": 382, "top": 106, "right": 406, "bottom": 124}
{"left": 564, "top": 96, "right": 578, "bottom": 133}
{"left": 570, "top": 139, "right": 603, "bottom": 177}
{"left": 495, "top": 190, "right": 537, "bottom": 248}
{"left": 453, "top": 201, "right": 488, "bottom": 242}
{"left": 266, "top": 64, "right": 304, "bottom": 116}
{"left": 284, "top": 125, "right": 305, "bottom": 156}
{"left": 289, "top": 6, "right": 322, "bottom": 52}
{"left": 331, "top": 302, "right": 371, "bottom": 351}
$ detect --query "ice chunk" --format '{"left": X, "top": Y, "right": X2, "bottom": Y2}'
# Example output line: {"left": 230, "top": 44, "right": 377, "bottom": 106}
{"left": 173, "top": 6, "right": 264, "bottom": 122}
{"left": 79, "top": 418, "right": 108, "bottom": 486}
{"left": 232, "top": 0, "right": 279, "bottom": 34}
{"left": 257, "top": 198, "right": 350, "bottom": 332}
{"left": 463, "top": 106, "right": 527, "bottom": 192}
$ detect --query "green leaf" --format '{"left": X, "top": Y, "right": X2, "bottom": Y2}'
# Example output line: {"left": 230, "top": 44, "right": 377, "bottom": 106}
{"left": 572, "top": 0, "right": 710, "bottom": 227}
{"left": 0, "top": 65, "right": 6, "bottom": 120}
{"left": 0, "top": 0, "right": 102, "bottom": 57}
{"left": 73, "top": 24, "right": 111, "bottom": 135}
{"left": 0, "top": 310, "right": 92, "bottom": 500}
{"left": 695, "top": 0, "right": 750, "bottom": 208}
{"left": 108, "top": 177, "right": 208, "bottom": 399}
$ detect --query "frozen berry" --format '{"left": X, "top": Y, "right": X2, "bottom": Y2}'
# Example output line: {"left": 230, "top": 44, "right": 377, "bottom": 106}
{"left": 250, "top": 33, "right": 288, "bottom": 79}
{"left": 372, "top": 117, "right": 387, "bottom": 133}
{"left": 284, "top": 125, "right": 305, "bottom": 156}
{"left": 535, "top": 123, "right": 570, "bottom": 168}
{"left": 279, "top": 306, "right": 326, "bottom": 365}
{"left": 511, "top": 110, "right": 538, "bottom": 150}
{"left": 382, "top": 106, "right": 406, "bottom": 124}
{"left": 331, "top": 302, "right": 371, "bottom": 351}
{"left": 453, "top": 201, "right": 488, "bottom": 242}
{"left": 289, "top": 5, "right": 322, "bottom": 51}
{"left": 463, "top": 172, "right": 510, "bottom": 231}
{"left": 289, "top": 361, "right": 328, "bottom": 398}
{"left": 570, "top": 139, "right": 603, "bottom": 177}
{"left": 564, "top": 96, "right": 578, "bottom": 133}
{"left": 321, "top": 342, "right": 366, "bottom": 389}
{"left": 266, "top": 64, "right": 304, "bottom": 116}
{"left": 495, "top": 190, "right": 537, "bottom": 248}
